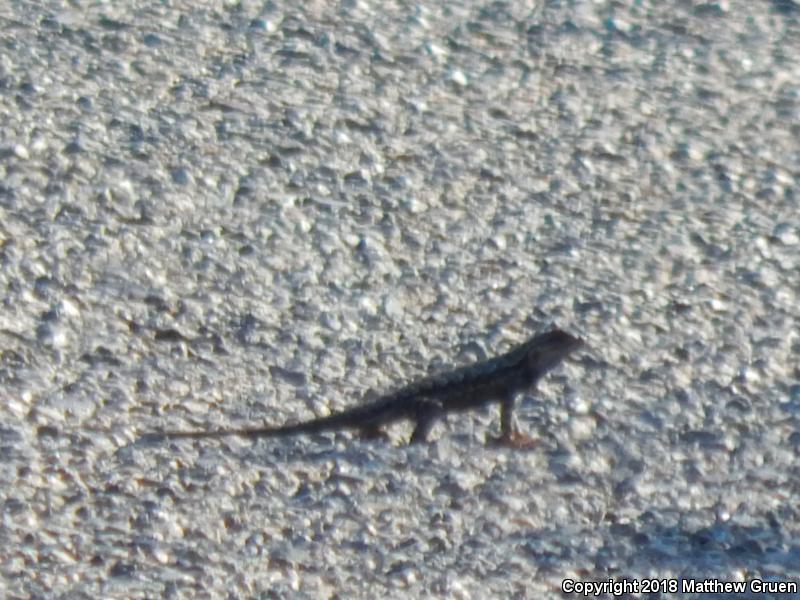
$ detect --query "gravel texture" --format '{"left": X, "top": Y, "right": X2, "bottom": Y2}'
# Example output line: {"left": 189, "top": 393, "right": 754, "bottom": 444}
{"left": 1, "top": 1, "right": 799, "bottom": 598}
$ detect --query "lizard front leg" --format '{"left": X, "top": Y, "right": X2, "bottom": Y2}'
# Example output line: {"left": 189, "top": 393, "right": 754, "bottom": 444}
{"left": 488, "top": 394, "right": 539, "bottom": 449}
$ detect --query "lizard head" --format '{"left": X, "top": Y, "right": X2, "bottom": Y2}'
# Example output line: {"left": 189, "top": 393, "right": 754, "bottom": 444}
{"left": 524, "top": 329, "right": 583, "bottom": 374}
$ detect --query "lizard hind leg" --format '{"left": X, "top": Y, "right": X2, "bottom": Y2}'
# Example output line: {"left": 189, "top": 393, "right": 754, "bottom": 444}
{"left": 409, "top": 400, "right": 443, "bottom": 444}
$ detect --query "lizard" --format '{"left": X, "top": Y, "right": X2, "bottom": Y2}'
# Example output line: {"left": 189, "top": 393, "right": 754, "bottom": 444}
{"left": 142, "top": 328, "right": 583, "bottom": 447}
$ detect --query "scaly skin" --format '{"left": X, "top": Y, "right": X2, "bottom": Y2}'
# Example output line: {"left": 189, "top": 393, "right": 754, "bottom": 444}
{"left": 143, "top": 329, "right": 583, "bottom": 447}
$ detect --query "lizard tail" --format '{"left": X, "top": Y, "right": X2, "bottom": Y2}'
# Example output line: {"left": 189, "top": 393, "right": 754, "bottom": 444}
{"left": 142, "top": 399, "right": 405, "bottom": 442}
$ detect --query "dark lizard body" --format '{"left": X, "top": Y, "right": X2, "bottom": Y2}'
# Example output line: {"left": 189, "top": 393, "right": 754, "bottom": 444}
{"left": 145, "top": 329, "right": 582, "bottom": 447}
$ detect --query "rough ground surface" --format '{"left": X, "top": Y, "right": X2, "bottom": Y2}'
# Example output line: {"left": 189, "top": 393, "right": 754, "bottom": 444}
{"left": 1, "top": 1, "right": 798, "bottom": 598}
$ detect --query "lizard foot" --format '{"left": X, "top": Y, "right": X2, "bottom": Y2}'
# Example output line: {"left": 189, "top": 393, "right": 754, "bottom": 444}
{"left": 486, "top": 431, "right": 540, "bottom": 449}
